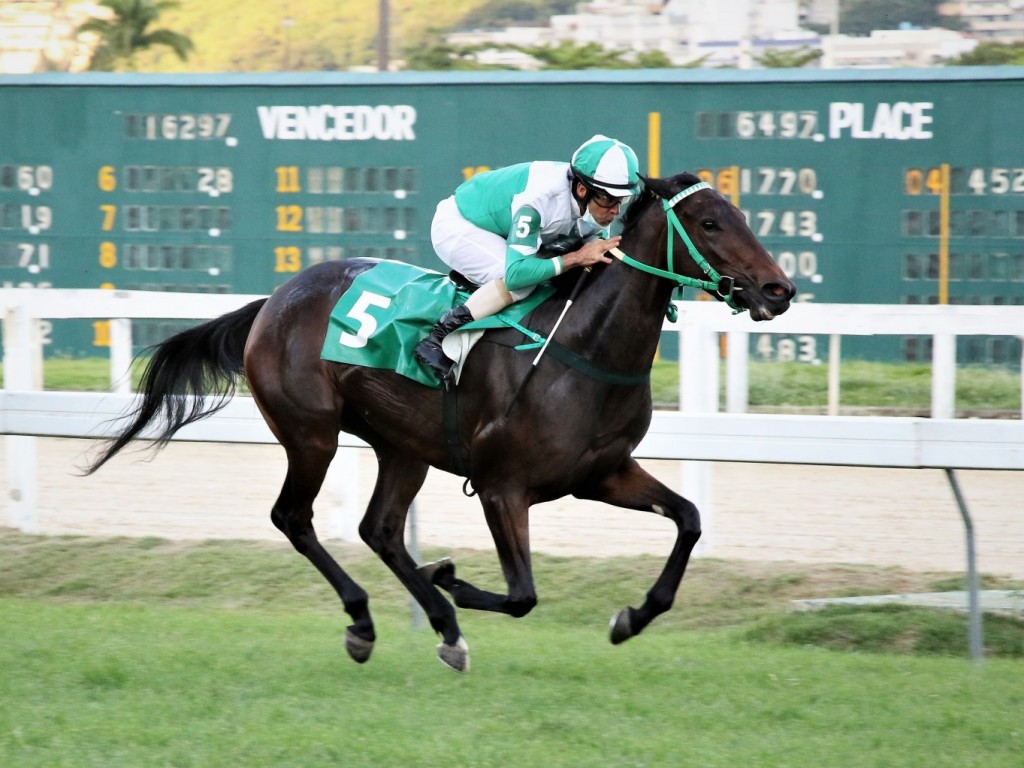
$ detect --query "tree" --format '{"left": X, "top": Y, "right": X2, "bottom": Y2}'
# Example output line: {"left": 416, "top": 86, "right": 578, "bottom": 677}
{"left": 836, "top": 0, "right": 964, "bottom": 37}
{"left": 517, "top": 40, "right": 633, "bottom": 69}
{"left": 404, "top": 40, "right": 678, "bottom": 71}
{"left": 755, "top": 47, "right": 823, "bottom": 69}
{"left": 633, "top": 49, "right": 675, "bottom": 68}
{"left": 403, "top": 41, "right": 516, "bottom": 71}
{"left": 948, "top": 42, "right": 1024, "bottom": 66}
{"left": 512, "top": 41, "right": 678, "bottom": 70}
{"left": 78, "top": 0, "right": 194, "bottom": 71}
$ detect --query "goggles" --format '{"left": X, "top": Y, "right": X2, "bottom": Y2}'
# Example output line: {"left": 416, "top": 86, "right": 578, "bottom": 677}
{"left": 588, "top": 188, "right": 629, "bottom": 209}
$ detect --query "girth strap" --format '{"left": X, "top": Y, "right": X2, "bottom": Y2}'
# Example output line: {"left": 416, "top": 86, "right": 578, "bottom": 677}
{"left": 442, "top": 383, "right": 469, "bottom": 477}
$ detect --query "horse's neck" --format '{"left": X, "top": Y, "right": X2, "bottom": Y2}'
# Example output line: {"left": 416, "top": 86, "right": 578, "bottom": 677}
{"left": 575, "top": 224, "right": 674, "bottom": 373}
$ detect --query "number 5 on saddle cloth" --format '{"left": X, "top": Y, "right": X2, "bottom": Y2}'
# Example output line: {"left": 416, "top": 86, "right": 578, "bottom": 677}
{"left": 320, "top": 260, "right": 553, "bottom": 388}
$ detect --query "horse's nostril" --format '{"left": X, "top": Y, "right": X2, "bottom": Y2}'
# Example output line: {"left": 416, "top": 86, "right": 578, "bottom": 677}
{"left": 763, "top": 280, "right": 796, "bottom": 302}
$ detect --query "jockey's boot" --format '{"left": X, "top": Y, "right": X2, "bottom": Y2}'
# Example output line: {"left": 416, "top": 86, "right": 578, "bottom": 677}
{"left": 414, "top": 304, "right": 474, "bottom": 381}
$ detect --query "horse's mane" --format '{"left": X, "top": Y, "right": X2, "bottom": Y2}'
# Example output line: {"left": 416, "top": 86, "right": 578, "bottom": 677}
{"left": 620, "top": 171, "right": 702, "bottom": 236}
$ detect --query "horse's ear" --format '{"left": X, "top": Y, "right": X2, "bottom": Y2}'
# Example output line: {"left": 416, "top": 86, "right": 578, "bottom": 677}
{"left": 640, "top": 174, "right": 674, "bottom": 200}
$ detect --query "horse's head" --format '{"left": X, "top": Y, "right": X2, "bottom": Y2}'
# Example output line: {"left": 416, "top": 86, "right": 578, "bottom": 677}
{"left": 626, "top": 173, "right": 795, "bottom": 321}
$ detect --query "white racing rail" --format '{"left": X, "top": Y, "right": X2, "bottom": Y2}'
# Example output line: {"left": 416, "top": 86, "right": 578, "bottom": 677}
{"left": 3, "top": 288, "right": 1024, "bottom": 662}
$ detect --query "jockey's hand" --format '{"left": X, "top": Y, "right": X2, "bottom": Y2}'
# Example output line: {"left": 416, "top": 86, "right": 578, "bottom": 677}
{"left": 562, "top": 236, "right": 619, "bottom": 270}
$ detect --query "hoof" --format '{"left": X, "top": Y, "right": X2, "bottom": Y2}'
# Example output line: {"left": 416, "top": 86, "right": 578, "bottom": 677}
{"left": 609, "top": 607, "right": 634, "bottom": 645}
{"left": 345, "top": 627, "right": 375, "bottom": 664}
{"left": 437, "top": 636, "right": 470, "bottom": 673}
{"left": 419, "top": 557, "right": 456, "bottom": 588}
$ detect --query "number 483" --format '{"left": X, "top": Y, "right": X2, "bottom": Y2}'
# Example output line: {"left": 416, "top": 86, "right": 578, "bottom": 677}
{"left": 756, "top": 334, "right": 818, "bottom": 363}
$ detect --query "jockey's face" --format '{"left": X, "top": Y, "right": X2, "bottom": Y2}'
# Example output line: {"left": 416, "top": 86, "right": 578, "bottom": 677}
{"left": 576, "top": 182, "right": 624, "bottom": 227}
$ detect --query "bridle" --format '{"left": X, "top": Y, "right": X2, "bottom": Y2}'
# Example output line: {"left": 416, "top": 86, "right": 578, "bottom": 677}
{"left": 609, "top": 181, "right": 744, "bottom": 312}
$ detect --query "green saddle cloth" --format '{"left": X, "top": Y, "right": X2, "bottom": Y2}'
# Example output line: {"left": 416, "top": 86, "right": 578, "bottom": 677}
{"left": 320, "top": 260, "right": 553, "bottom": 388}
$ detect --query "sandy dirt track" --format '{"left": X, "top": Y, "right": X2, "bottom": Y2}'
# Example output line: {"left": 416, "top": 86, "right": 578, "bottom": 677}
{"left": 3, "top": 437, "right": 1022, "bottom": 579}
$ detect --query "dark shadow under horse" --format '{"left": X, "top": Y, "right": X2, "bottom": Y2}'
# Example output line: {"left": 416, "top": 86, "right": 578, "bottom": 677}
{"left": 86, "top": 173, "right": 795, "bottom": 671}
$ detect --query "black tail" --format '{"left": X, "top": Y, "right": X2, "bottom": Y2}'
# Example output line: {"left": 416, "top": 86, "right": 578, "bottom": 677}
{"left": 84, "top": 298, "right": 268, "bottom": 474}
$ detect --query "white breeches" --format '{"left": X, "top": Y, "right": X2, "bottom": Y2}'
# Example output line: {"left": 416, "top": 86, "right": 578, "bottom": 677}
{"left": 430, "top": 196, "right": 534, "bottom": 302}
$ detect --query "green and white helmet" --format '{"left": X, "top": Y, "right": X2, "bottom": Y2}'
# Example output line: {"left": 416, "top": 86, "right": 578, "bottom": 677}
{"left": 570, "top": 135, "right": 641, "bottom": 197}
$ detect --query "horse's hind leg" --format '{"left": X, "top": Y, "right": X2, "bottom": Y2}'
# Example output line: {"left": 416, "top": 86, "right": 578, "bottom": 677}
{"left": 576, "top": 457, "right": 701, "bottom": 644}
{"left": 271, "top": 439, "right": 376, "bottom": 664}
{"left": 423, "top": 490, "right": 539, "bottom": 619}
{"left": 358, "top": 446, "right": 469, "bottom": 671}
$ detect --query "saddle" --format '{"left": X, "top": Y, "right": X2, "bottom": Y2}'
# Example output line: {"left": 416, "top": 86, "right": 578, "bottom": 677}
{"left": 319, "top": 260, "right": 553, "bottom": 389}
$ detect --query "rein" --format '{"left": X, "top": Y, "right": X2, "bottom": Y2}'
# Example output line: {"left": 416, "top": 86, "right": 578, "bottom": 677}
{"left": 610, "top": 181, "right": 743, "bottom": 312}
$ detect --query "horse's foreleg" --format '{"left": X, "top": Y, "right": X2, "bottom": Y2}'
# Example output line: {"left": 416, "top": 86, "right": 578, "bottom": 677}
{"left": 577, "top": 457, "right": 701, "bottom": 644}
{"left": 271, "top": 440, "right": 376, "bottom": 664}
{"left": 358, "top": 449, "right": 469, "bottom": 671}
{"left": 424, "top": 491, "right": 538, "bottom": 619}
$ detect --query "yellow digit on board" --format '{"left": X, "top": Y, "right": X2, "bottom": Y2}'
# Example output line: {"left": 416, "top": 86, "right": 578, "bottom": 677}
{"left": 274, "top": 245, "right": 302, "bottom": 272}
{"left": 275, "top": 205, "right": 303, "bottom": 232}
{"left": 99, "top": 241, "right": 117, "bottom": 268}
{"left": 461, "top": 166, "right": 490, "bottom": 181}
{"left": 717, "top": 167, "right": 740, "bottom": 204}
{"left": 904, "top": 168, "right": 923, "bottom": 195}
{"left": 92, "top": 320, "right": 111, "bottom": 347}
{"left": 925, "top": 168, "right": 945, "bottom": 195}
{"left": 98, "top": 165, "right": 117, "bottom": 192}
{"left": 99, "top": 204, "right": 116, "bottom": 231}
{"left": 275, "top": 166, "right": 301, "bottom": 193}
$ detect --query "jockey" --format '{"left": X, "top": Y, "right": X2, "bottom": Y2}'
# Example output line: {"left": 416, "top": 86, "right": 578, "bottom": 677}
{"left": 414, "top": 134, "right": 642, "bottom": 382}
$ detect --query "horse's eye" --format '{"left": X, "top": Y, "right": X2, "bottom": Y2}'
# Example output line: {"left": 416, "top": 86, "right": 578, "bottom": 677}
{"left": 701, "top": 219, "right": 718, "bottom": 232}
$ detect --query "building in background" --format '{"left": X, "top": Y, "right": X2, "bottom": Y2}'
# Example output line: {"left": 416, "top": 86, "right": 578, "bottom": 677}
{"left": 449, "top": 0, "right": 977, "bottom": 69}
{"left": 955, "top": 0, "right": 1024, "bottom": 42}
{"left": 670, "top": 0, "right": 816, "bottom": 67}
{"left": 449, "top": 0, "right": 817, "bottom": 67}
{"left": 821, "top": 27, "right": 976, "bottom": 68}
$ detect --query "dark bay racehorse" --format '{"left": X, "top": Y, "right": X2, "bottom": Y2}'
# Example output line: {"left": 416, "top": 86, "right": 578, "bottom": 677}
{"left": 86, "top": 172, "right": 795, "bottom": 672}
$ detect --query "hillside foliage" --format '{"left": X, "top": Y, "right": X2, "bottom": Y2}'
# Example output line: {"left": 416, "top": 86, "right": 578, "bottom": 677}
{"left": 127, "top": 0, "right": 492, "bottom": 72}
